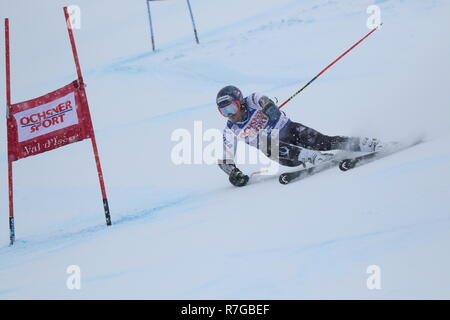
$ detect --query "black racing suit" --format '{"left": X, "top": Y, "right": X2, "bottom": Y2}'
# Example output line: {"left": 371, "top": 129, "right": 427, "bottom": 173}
{"left": 276, "top": 121, "right": 361, "bottom": 167}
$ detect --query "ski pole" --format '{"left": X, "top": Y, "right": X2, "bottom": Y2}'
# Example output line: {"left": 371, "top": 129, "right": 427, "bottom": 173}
{"left": 278, "top": 23, "right": 383, "bottom": 109}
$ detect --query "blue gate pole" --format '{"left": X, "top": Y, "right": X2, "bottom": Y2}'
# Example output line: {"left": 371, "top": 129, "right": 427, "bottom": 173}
{"left": 146, "top": 0, "right": 156, "bottom": 51}
{"left": 186, "top": 0, "right": 199, "bottom": 44}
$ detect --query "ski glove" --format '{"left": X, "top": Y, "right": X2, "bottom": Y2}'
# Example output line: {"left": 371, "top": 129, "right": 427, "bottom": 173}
{"left": 229, "top": 168, "right": 249, "bottom": 187}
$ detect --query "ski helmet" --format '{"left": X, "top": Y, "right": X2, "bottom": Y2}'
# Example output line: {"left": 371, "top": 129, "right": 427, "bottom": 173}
{"left": 216, "top": 85, "right": 244, "bottom": 117}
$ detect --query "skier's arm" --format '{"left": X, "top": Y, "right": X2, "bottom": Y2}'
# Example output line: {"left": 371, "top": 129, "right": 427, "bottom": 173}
{"left": 258, "top": 95, "right": 281, "bottom": 122}
{"left": 218, "top": 129, "right": 249, "bottom": 187}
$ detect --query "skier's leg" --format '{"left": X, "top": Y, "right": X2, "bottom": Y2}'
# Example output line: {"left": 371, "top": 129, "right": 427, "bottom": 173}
{"left": 260, "top": 134, "right": 304, "bottom": 167}
{"left": 281, "top": 122, "right": 361, "bottom": 151}
{"left": 277, "top": 140, "right": 333, "bottom": 167}
{"left": 277, "top": 142, "right": 303, "bottom": 167}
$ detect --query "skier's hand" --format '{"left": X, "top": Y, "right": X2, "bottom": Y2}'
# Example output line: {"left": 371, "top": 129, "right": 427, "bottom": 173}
{"left": 259, "top": 96, "right": 281, "bottom": 122}
{"left": 229, "top": 168, "right": 249, "bottom": 187}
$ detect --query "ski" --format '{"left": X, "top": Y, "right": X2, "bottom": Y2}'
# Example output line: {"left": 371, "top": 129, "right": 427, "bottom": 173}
{"left": 338, "top": 138, "right": 424, "bottom": 172}
{"left": 279, "top": 151, "right": 351, "bottom": 185}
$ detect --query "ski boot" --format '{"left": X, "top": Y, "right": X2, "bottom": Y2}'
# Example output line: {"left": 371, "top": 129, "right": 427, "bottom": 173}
{"left": 359, "top": 137, "right": 384, "bottom": 153}
{"left": 298, "top": 148, "right": 334, "bottom": 166}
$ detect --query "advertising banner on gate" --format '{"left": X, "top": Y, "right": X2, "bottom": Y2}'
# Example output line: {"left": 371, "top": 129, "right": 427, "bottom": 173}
{"left": 7, "top": 80, "right": 93, "bottom": 161}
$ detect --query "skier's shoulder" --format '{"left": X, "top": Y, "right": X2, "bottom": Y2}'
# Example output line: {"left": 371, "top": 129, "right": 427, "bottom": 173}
{"left": 245, "top": 92, "right": 274, "bottom": 109}
{"left": 245, "top": 92, "right": 264, "bottom": 107}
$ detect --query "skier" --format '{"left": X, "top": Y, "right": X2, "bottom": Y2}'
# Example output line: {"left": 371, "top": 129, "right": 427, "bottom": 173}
{"left": 216, "top": 85, "right": 384, "bottom": 187}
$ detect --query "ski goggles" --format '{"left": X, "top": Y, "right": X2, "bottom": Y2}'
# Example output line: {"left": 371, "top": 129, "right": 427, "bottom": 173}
{"left": 218, "top": 100, "right": 241, "bottom": 117}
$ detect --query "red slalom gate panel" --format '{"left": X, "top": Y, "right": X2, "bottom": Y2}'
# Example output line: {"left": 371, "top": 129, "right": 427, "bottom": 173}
{"left": 7, "top": 81, "right": 93, "bottom": 161}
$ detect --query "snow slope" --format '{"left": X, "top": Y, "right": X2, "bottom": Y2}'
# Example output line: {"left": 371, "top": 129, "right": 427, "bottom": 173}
{"left": 0, "top": 0, "right": 450, "bottom": 299}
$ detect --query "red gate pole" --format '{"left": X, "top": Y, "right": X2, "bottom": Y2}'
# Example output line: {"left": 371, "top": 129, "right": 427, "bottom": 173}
{"left": 63, "top": 8, "right": 83, "bottom": 83}
{"left": 5, "top": 18, "right": 15, "bottom": 245}
{"left": 63, "top": 7, "right": 112, "bottom": 226}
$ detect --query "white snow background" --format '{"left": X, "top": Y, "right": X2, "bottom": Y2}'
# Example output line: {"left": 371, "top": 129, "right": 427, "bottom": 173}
{"left": 0, "top": 0, "right": 449, "bottom": 299}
